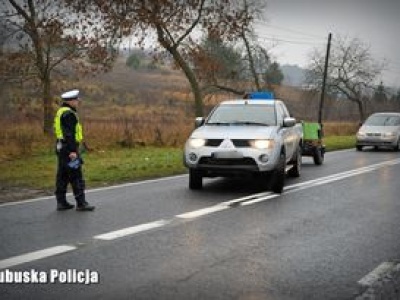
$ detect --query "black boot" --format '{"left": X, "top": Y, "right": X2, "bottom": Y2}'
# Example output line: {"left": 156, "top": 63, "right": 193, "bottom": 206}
{"left": 57, "top": 202, "right": 75, "bottom": 211}
{"left": 76, "top": 202, "right": 95, "bottom": 211}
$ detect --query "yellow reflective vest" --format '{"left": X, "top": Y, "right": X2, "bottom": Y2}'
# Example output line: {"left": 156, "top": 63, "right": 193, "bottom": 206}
{"left": 54, "top": 107, "right": 83, "bottom": 142}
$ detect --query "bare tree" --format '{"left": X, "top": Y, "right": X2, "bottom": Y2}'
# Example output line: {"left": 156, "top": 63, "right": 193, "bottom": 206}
{"left": 308, "top": 35, "right": 385, "bottom": 121}
{"left": 194, "top": 0, "right": 270, "bottom": 94}
{"left": 239, "top": 0, "right": 269, "bottom": 91}
{"left": 191, "top": 34, "right": 247, "bottom": 95}
{"left": 0, "top": 0, "right": 117, "bottom": 134}
{"left": 192, "top": 34, "right": 279, "bottom": 98}
{"left": 74, "top": 0, "right": 256, "bottom": 117}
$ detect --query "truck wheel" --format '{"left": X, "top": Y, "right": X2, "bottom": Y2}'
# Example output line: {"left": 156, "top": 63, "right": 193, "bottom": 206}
{"left": 288, "top": 147, "right": 301, "bottom": 178}
{"left": 394, "top": 139, "right": 400, "bottom": 152}
{"left": 356, "top": 145, "right": 363, "bottom": 151}
{"left": 189, "top": 169, "right": 203, "bottom": 190}
{"left": 313, "top": 147, "right": 324, "bottom": 165}
{"left": 270, "top": 152, "right": 286, "bottom": 194}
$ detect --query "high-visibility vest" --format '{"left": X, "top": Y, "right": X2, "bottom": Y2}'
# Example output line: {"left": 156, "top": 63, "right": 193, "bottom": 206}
{"left": 54, "top": 107, "right": 83, "bottom": 142}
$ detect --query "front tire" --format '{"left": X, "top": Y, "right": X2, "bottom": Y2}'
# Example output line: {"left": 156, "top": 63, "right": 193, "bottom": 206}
{"left": 270, "top": 152, "right": 286, "bottom": 194}
{"left": 288, "top": 146, "right": 301, "bottom": 177}
{"left": 356, "top": 145, "right": 363, "bottom": 151}
{"left": 189, "top": 169, "right": 203, "bottom": 190}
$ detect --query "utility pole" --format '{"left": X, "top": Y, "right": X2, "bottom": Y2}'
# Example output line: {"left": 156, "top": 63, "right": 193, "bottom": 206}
{"left": 318, "top": 33, "right": 332, "bottom": 126}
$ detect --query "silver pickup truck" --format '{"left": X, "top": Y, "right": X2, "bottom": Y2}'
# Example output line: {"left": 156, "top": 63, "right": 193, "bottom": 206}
{"left": 184, "top": 95, "right": 303, "bottom": 193}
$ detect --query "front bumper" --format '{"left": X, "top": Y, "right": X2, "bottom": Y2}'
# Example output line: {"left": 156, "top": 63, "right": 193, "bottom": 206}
{"left": 356, "top": 136, "right": 398, "bottom": 147}
{"left": 184, "top": 146, "right": 280, "bottom": 175}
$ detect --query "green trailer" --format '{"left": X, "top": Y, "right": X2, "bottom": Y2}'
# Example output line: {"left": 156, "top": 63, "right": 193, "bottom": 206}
{"left": 301, "top": 122, "right": 325, "bottom": 165}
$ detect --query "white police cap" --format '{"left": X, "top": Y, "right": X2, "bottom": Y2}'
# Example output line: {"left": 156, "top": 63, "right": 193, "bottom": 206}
{"left": 61, "top": 89, "right": 80, "bottom": 101}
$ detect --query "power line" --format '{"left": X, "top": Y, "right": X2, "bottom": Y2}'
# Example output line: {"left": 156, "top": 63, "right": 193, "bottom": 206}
{"left": 256, "top": 34, "right": 326, "bottom": 46}
{"left": 254, "top": 20, "right": 327, "bottom": 40}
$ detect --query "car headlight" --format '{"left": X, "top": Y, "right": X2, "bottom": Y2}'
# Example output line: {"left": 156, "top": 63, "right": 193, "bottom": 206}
{"left": 357, "top": 131, "right": 366, "bottom": 138}
{"left": 383, "top": 132, "right": 396, "bottom": 138}
{"left": 251, "top": 139, "right": 275, "bottom": 150}
{"left": 188, "top": 138, "right": 206, "bottom": 148}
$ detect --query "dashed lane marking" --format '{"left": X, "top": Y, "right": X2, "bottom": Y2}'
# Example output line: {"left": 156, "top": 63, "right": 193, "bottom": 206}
{"left": 0, "top": 245, "right": 76, "bottom": 270}
{"left": 176, "top": 205, "right": 229, "bottom": 219}
{"left": 1, "top": 158, "right": 399, "bottom": 269}
{"left": 358, "top": 261, "right": 397, "bottom": 287}
{"left": 94, "top": 220, "right": 170, "bottom": 241}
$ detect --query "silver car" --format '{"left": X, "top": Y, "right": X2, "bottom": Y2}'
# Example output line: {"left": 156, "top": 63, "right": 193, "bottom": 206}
{"left": 356, "top": 112, "right": 400, "bottom": 151}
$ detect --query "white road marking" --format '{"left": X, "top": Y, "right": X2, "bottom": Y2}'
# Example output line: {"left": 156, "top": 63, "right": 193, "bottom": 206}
{"left": 86, "top": 175, "right": 187, "bottom": 194}
{"left": 176, "top": 205, "right": 229, "bottom": 219}
{"left": 93, "top": 220, "right": 170, "bottom": 241}
{"left": 0, "top": 245, "right": 76, "bottom": 270}
{"left": 240, "top": 194, "right": 280, "bottom": 206}
{"left": 285, "top": 159, "right": 400, "bottom": 193}
{"left": 358, "top": 261, "right": 397, "bottom": 287}
{"left": 0, "top": 174, "right": 187, "bottom": 207}
{"left": 324, "top": 148, "right": 354, "bottom": 155}
{"left": 1, "top": 157, "right": 400, "bottom": 268}
{"left": 220, "top": 191, "right": 274, "bottom": 206}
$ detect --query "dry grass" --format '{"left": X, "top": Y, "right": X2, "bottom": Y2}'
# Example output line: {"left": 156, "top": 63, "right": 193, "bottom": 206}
{"left": 323, "top": 122, "right": 359, "bottom": 136}
{"left": 0, "top": 115, "right": 358, "bottom": 162}
{"left": 0, "top": 57, "right": 363, "bottom": 161}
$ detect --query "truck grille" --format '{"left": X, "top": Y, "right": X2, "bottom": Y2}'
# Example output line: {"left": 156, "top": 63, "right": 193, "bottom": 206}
{"left": 232, "top": 140, "right": 250, "bottom": 147}
{"left": 205, "top": 139, "right": 250, "bottom": 147}
{"left": 205, "top": 139, "right": 223, "bottom": 147}
{"left": 199, "top": 157, "right": 256, "bottom": 166}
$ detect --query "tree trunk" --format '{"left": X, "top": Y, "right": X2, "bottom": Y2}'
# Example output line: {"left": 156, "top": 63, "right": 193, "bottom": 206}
{"left": 42, "top": 76, "right": 53, "bottom": 135}
{"left": 242, "top": 32, "right": 261, "bottom": 91}
{"left": 356, "top": 100, "right": 365, "bottom": 122}
{"left": 170, "top": 47, "right": 203, "bottom": 117}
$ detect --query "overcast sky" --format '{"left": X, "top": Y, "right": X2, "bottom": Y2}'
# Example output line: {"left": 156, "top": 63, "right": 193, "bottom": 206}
{"left": 255, "top": 0, "right": 400, "bottom": 88}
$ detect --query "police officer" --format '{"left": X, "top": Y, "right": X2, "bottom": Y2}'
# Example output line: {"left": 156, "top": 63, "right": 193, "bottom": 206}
{"left": 54, "top": 89, "right": 95, "bottom": 211}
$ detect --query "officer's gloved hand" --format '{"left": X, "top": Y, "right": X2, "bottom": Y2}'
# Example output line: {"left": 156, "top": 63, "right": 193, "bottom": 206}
{"left": 68, "top": 158, "right": 81, "bottom": 169}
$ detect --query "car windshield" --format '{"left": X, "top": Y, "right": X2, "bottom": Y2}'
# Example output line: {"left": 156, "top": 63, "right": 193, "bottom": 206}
{"left": 364, "top": 115, "right": 400, "bottom": 126}
{"left": 206, "top": 104, "right": 276, "bottom": 126}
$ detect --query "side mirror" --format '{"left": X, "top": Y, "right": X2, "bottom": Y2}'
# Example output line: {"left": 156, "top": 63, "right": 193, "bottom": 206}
{"left": 195, "top": 117, "right": 205, "bottom": 128}
{"left": 283, "top": 117, "right": 296, "bottom": 127}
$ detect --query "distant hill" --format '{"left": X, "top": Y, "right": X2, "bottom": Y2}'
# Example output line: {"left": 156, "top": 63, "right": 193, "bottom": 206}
{"left": 281, "top": 65, "right": 308, "bottom": 87}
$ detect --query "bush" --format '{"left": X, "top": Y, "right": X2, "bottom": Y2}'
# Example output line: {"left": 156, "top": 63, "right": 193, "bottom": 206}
{"left": 126, "top": 54, "right": 141, "bottom": 69}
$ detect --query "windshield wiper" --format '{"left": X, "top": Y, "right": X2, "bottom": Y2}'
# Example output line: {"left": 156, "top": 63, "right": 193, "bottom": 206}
{"left": 206, "top": 122, "right": 231, "bottom": 126}
{"left": 230, "top": 121, "right": 270, "bottom": 126}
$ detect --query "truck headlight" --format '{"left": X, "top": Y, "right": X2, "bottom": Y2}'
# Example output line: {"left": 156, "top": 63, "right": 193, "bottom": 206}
{"left": 251, "top": 139, "right": 275, "bottom": 150}
{"left": 188, "top": 138, "right": 206, "bottom": 148}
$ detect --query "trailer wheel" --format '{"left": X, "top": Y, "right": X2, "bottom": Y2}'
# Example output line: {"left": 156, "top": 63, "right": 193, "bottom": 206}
{"left": 313, "top": 146, "right": 324, "bottom": 165}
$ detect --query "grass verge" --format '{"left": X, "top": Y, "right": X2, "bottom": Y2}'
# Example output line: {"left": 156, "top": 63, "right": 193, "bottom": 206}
{"left": 0, "top": 147, "right": 186, "bottom": 195}
{"left": 324, "top": 135, "right": 356, "bottom": 151}
{"left": 0, "top": 136, "right": 356, "bottom": 201}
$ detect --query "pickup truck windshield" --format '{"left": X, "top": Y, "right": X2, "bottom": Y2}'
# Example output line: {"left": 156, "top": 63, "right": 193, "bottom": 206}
{"left": 206, "top": 104, "right": 276, "bottom": 126}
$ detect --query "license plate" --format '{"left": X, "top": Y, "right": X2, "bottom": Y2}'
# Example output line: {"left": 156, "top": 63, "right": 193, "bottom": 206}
{"left": 212, "top": 151, "right": 243, "bottom": 159}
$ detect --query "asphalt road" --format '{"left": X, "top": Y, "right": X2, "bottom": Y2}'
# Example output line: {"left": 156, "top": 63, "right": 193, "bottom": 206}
{"left": 1, "top": 148, "right": 400, "bottom": 300}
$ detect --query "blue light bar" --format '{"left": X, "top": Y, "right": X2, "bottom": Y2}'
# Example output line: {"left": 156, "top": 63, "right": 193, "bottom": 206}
{"left": 248, "top": 92, "right": 275, "bottom": 100}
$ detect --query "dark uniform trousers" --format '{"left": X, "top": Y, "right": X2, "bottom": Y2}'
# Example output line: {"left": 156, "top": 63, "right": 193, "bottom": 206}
{"left": 55, "top": 147, "right": 86, "bottom": 206}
